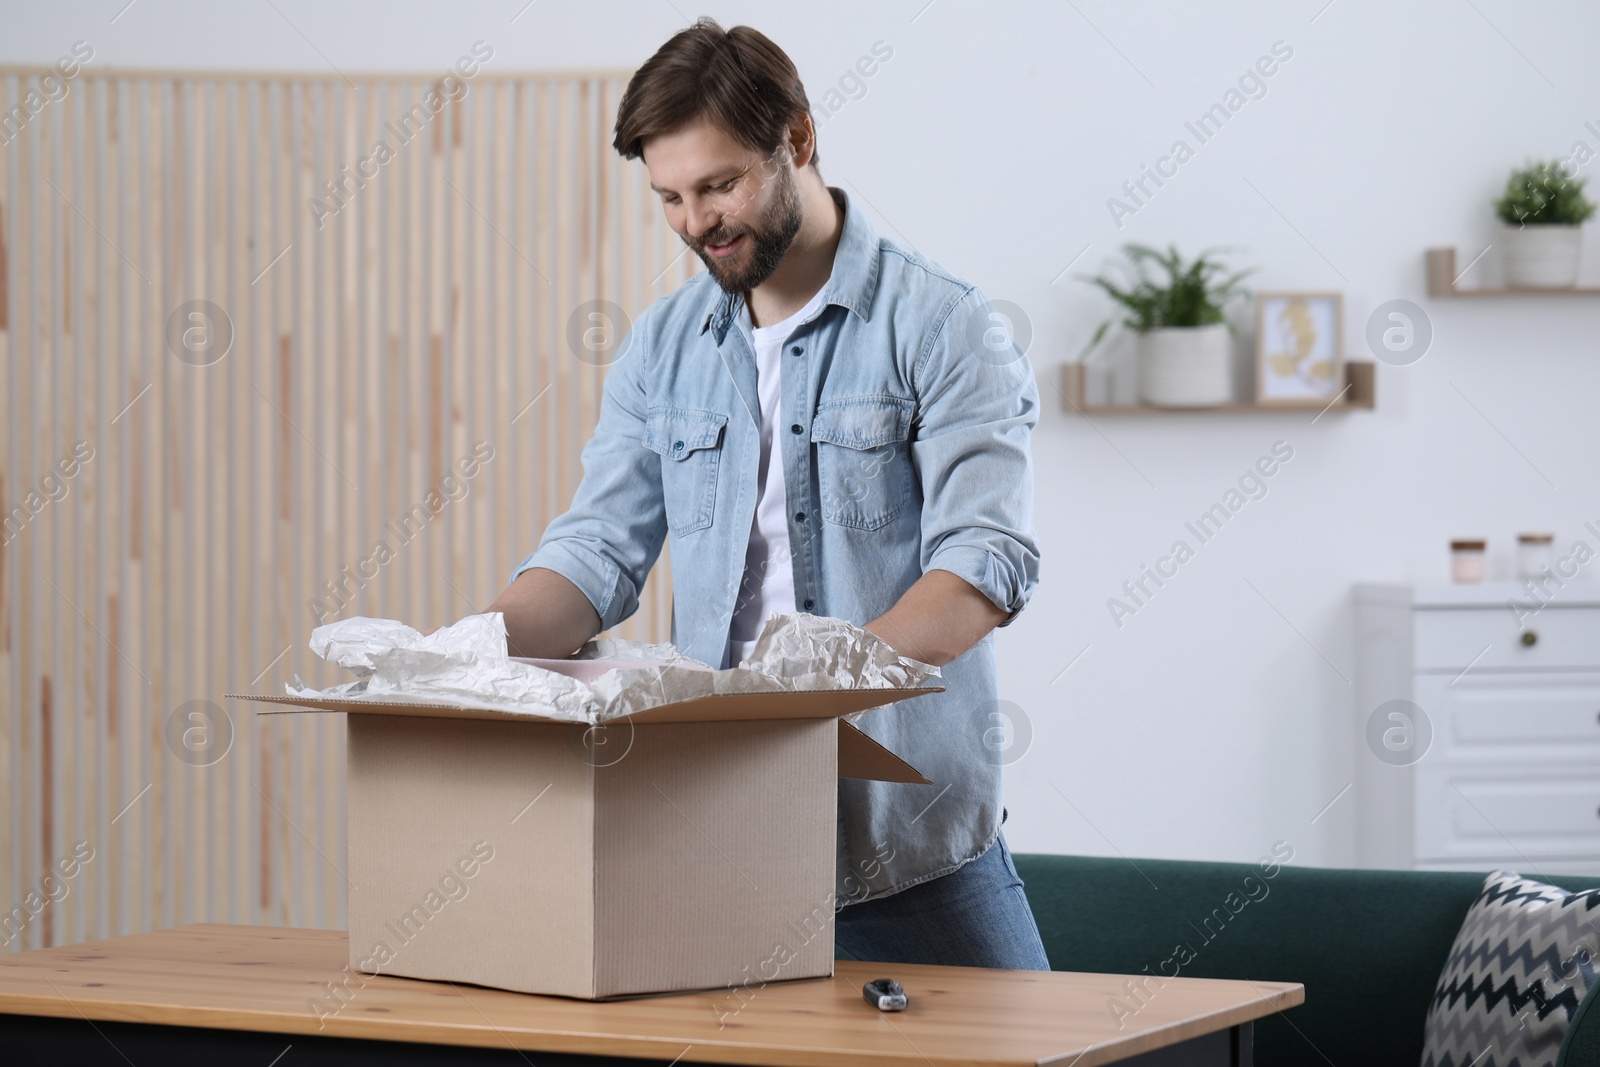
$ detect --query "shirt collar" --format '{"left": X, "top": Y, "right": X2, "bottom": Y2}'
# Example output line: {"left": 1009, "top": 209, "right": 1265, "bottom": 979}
{"left": 698, "top": 184, "right": 880, "bottom": 344}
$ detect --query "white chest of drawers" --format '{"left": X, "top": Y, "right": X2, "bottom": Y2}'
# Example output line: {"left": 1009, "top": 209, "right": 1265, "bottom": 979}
{"left": 1354, "top": 582, "right": 1600, "bottom": 875}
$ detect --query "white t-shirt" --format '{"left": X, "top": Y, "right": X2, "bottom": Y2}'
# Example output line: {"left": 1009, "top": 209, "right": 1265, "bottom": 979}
{"left": 726, "top": 281, "right": 831, "bottom": 666}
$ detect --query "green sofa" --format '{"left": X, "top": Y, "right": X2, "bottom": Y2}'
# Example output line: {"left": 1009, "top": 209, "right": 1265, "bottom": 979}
{"left": 1019, "top": 855, "right": 1600, "bottom": 1066}
{"left": 842, "top": 854, "right": 1600, "bottom": 1065}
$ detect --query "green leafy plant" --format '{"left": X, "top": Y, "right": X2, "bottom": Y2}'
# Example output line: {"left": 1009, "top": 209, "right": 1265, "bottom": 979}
{"left": 1493, "top": 160, "right": 1596, "bottom": 226}
{"left": 1077, "top": 243, "right": 1256, "bottom": 358}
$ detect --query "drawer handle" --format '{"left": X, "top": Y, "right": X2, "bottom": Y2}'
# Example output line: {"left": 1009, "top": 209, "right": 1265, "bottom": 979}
{"left": 1521, "top": 631, "right": 1538, "bottom": 647}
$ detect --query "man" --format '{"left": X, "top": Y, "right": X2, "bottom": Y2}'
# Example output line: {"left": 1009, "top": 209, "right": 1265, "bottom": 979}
{"left": 471, "top": 19, "right": 1045, "bottom": 969}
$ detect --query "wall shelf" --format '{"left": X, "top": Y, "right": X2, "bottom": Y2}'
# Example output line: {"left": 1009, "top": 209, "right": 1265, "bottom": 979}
{"left": 1058, "top": 360, "right": 1375, "bottom": 415}
{"left": 1426, "top": 247, "right": 1600, "bottom": 297}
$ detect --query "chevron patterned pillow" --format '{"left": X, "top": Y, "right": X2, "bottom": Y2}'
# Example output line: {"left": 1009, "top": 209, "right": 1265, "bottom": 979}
{"left": 1420, "top": 870, "right": 1600, "bottom": 1067}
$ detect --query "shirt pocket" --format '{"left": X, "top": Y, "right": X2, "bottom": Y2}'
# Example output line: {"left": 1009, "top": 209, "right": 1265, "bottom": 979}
{"left": 810, "top": 394, "right": 916, "bottom": 531}
{"left": 644, "top": 406, "right": 729, "bottom": 536}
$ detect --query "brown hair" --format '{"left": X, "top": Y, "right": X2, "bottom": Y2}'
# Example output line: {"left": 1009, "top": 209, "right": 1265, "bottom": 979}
{"left": 613, "top": 17, "right": 818, "bottom": 169}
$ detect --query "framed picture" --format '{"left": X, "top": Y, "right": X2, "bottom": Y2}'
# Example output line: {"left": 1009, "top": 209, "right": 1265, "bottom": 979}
{"left": 1254, "top": 292, "right": 1345, "bottom": 405}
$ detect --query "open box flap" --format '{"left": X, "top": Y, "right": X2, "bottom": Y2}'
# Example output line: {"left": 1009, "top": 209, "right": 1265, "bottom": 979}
{"left": 838, "top": 720, "right": 930, "bottom": 784}
{"left": 227, "top": 686, "right": 942, "bottom": 726}
{"left": 228, "top": 692, "right": 555, "bottom": 722}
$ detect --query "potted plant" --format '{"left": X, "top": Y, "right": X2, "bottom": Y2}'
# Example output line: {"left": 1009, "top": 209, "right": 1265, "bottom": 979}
{"left": 1079, "top": 244, "right": 1255, "bottom": 408}
{"left": 1493, "top": 160, "right": 1596, "bottom": 287}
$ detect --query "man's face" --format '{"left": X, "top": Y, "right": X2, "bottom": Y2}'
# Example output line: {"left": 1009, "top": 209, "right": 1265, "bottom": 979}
{"left": 644, "top": 119, "right": 803, "bottom": 294}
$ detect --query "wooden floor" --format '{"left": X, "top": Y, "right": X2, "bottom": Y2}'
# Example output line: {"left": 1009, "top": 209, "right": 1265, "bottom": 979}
{"left": 0, "top": 923, "right": 1302, "bottom": 1066}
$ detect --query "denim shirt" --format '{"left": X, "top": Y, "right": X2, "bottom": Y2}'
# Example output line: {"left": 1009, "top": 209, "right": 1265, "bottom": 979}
{"left": 509, "top": 185, "right": 1041, "bottom": 906}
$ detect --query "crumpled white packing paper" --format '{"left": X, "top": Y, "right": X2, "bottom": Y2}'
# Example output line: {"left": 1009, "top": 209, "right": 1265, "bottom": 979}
{"left": 288, "top": 610, "right": 941, "bottom": 725}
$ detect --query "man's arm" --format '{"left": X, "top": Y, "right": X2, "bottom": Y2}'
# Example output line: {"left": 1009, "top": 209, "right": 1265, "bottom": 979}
{"left": 481, "top": 566, "right": 602, "bottom": 659}
{"left": 427, "top": 310, "right": 668, "bottom": 654}
{"left": 864, "top": 569, "right": 1009, "bottom": 667}
{"left": 423, "top": 567, "right": 599, "bottom": 654}
{"left": 871, "top": 285, "right": 1041, "bottom": 666}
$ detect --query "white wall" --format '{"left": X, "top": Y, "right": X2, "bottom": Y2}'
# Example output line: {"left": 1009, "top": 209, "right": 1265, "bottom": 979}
{"left": 8, "top": 0, "right": 1598, "bottom": 869}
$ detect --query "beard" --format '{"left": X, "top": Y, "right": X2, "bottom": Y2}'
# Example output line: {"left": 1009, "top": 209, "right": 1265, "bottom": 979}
{"left": 688, "top": 164, "right": 804, "bottom": 294}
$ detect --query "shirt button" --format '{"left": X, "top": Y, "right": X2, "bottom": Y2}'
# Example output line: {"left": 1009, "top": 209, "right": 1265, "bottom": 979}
{"left": 794, "top": 511, "right": 806, "bottom": 522}
{"left": 673, "top": 440, "right": 684, "bottom": 451}
{"left": 790, "top": 345, "right": 803, "bottom": 355}
{"left": 803, "top": 598, "right": 815, "bottom": 610}
{"left": 790, "top": 423, "right": 803, "bottom": 434}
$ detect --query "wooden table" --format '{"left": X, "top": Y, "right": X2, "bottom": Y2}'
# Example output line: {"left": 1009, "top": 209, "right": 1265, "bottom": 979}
{"left": 0, "top": 924, "right": 1302, "bottom": 1066}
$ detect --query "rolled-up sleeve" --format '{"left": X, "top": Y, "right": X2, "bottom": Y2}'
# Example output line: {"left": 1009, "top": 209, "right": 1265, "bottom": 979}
{"left": 507, "top": 311, "right": 667, "bottom": 632}
{"left": 910, "top": 285, "right": 1041, "bottom": 628}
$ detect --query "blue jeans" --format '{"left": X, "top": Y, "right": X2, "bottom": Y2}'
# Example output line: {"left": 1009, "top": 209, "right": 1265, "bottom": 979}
{"left": 834, "top": 823, "right": 1051, "bottom": 970}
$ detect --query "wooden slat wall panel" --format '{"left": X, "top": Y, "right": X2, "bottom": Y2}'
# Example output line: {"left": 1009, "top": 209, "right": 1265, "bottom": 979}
{"left": 0, "top": 65, "right": 695, "bottom": 953}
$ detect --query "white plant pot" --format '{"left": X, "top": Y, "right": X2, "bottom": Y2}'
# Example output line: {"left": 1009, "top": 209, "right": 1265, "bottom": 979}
{"left": 1136, "top": 324, "right": 1233, "bottom": 408}
{"left": 1501, "top": 224, "right": 1582, "bottom": 288}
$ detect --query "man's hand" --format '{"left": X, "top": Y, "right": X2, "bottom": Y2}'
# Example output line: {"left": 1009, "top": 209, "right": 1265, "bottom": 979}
{"left": 863, "top": 569, "right": 1011, "bottom": 667}
{"left": 422, "top": 568, "right": 601, "bottom": 657}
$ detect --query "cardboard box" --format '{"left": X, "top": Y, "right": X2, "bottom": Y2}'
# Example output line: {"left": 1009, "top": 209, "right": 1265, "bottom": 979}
{"left": 230, "top": 667, "right": 939, "bottom": 1000}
